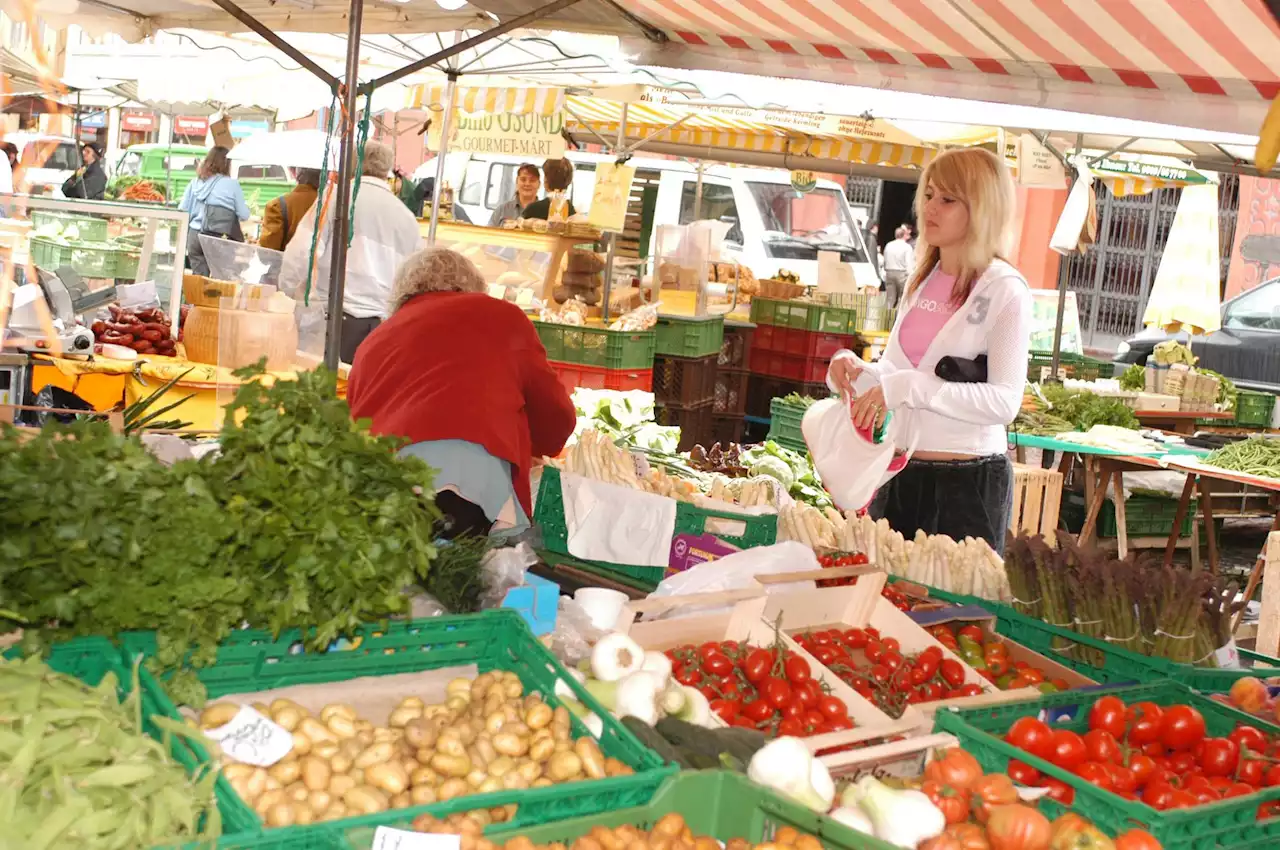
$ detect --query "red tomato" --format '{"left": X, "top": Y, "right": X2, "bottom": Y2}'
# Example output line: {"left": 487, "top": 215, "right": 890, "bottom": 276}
{"left": 1160, "top": 705, "right": 1207, "bottom": 751}
{"left": 803, "top": 710, "right": 826, "bottom": 727}
{"left": 1089, "top": 695, "right": 1128, "bottom": 739}
{"left": 922, "top": 681, "right": 944, "bottom": 701}
{"left": 702, "top": 652, "right": 733, "bottom": 677}
{"left": 864, "top": 640, "right": 884, "bottom": 663}
{"left": 730, "top": 716, "right": 756, "bottom": 729}
{"left": 710, "top": 698, "right": 740, "bottom": 722}
{"left": 1006, "top": 759, "right": 1041, "bottom": 785}
{"left": 1049, "top": 729, "right": 1089, "bottom": 771}
{"left": 1110, "top": 764, "right": 1138, "bottom": 794}
{"left": 1224, "top": 782, "right": 1257, "bottom": 799}
{"left": 742, "top": 697, "right": 775, "bottom": 722}
{"left": 1007, "top": 717, "right": 1055, "bottom": 761}
{"left": 827, "top": 717, "right": 854, "bottom": 731}
{"left": 742, "top": 648, "right": 773, "bottom": 684}
{"left": 843, "top": 628, "right": 869, "bottom": 649}
{"left": 1199, "top": 737, "right": 1241, "bottom": 777}
{"left": 915, "top": 655, "right": 940, "bottom": 679}
{"left": 1168, "top": 751, "right": 1198, "bottom": 774}
{"left": 818, "top": 695, "right": 848, "bottom": 721}
{"left": 762, "top": 677, "right": 792, "bottom": 709}
{"left": 1264, "top": 763, "right": 1280, "bottom": 787}
{"left": 792, "top": 680, "right": 820, "bottom": 708}
{"left": 881, "top": 637, "right": 901, "bottom": 655}
{"left": 783, "top": 655, "right": 811, "bottom": 684}
{"left": 1143, "top": 783, "right": 1177, "bottom": 811}
{"left": 1084, "top": 729, "right": 1123, "bottom": 764}
{"left": 778, "top": 717, "right": 804, "bottom": 736}
{"left": 1230, "top": 725, "right": 1269, "bottom": 755}
{"left": 1039, "top": 776, "right": 1075, "bottom": 805}
{"left": 1075, "top": 761, "right": 1113, "bottom": 790}
{"left": 813, "top": 646, "right": 837, "bottom": 665}
{"left": 869, "top": 664, "right": 890, "bottom": 685}
{"left": 881, "top": 651, "right": 904, "bottom": 673}
{"left": 1238, "top": 757, "right": 1266, "bottom": 788}
{"left": 674, "top": 665, "right": 702, "bottom": 686}
{"left": 1128, "top": 753, "right": 1157, "bottom": 787}
{"left": 955, "top": 683, "right": 984, "bottom": 697}
{"left": 939, "top": 659, "right": 966, "bottom": 688}
{"left": 780, "top": 699, "right": 805, "bottom": 720}
{"left": 1126, "top": 702, "right": 1165, "bottom": 745}
{"left": 958, "top": 625, "right": 984, "bottom": 642}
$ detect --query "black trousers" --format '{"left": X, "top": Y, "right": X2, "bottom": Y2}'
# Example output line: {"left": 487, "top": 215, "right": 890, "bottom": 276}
{"left": 339, "top": 314, "right": 381, "bottom": 365}
{"left": 870, "top": 454, "right": 1013, "bottom": 553}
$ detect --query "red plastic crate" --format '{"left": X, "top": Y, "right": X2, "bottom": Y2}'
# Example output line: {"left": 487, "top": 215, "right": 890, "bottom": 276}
{"left": 755, "top": 325, "right": 856, "bottom": 360}
{"left": 718, "top": 325, "right": 755, "bottom": 370}
{"left": 713, "top": 368, "right": 749, "bottom": 415}
{"left": 654, "top": 400, "right": 715, "bottom": 451}
{"left": 752, "top": 324, "right": 784, "bottom": 354}
{"left": 551, "top": 362, "right": 652, "bottom": 394}
{"left": 748, "top": 348, "right": 831, "bottom": 383}
{"left": 652, "top": 354, "right": 718, "bottom": 407}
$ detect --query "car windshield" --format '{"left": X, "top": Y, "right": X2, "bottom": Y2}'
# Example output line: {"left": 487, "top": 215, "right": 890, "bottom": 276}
{"left": 20, "top": 141, "right": 78, "bottom": 171}
{"left": 1224, "top": 279, "right": 1280, "bottom": 332}
{"left": 747, "top": 183, "right": 868, "bottom": 263}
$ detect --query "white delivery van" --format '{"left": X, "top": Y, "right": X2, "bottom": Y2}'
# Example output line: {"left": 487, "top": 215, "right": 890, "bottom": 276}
{"left": 453, "top": 151, "right": 877, "bottom": 286}
{"left": 6, "top": 133, "right": 81, "bottom": 198}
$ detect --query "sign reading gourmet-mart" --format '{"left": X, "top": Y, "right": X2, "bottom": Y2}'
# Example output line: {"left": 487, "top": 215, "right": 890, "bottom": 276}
{"left": 429, "top": 111, "right": 566, "bottom": 158}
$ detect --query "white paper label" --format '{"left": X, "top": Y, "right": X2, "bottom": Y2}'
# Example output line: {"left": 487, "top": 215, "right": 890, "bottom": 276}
{"left": 205, "top": 705, "right": 294, "bottom": 766}
{"left": 372, "top": 827, "right": 463, "bottom": 850}
{"left": 1214, "top": 639, "right": 1242, "bottom": 669}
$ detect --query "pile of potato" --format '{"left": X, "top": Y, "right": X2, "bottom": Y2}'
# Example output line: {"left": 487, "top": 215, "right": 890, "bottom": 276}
{"left": 410, "top": 812, "right": 824, "bottom": 850}
{"left": 199, "top": 670, "right": 633, "bottom": 828}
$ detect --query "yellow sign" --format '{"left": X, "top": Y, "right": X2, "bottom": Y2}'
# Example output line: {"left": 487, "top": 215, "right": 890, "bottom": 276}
{"left": 587, "top": 162, "right": 636, "bottom": 233}
{"left": 790, "top": 170, "right": 817, "bottom": 194}
{"left": 429, "top": 111, "right": 566, "bottom": 158}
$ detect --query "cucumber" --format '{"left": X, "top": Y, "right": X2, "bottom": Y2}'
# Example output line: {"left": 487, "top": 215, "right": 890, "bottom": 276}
{"left": 620, "top": 716, "right": 692, "bottom": 768}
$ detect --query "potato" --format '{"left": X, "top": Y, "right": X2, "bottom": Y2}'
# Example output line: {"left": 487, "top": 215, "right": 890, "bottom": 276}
{"left": 525, "top": 702, "right": 553, "bottom": 730}
{"left": 254, "top": 788, "right": 286, "bottom": 816}
{"left": 466, "top": 768, "right": 489, "bottom": 788}
{"left": 529, "top": 737, "right": 555, "bottom": 763}
{"left": 477, "top": 777, "right": 502, "bottom": 794}
{"left": 516, "top": 760, "right": 542, "bottom": 783}
{"left": 291, "top": 731, "right": 313, "bottom": 756}
{"left": 328, "top": 774, "right": 357, "bottom": 799}
{"left": 300, "top": 755, "right": 331, "bottom": 791}
{"left": 321, "top": 704, "right": 357, "bottom": 723}
{"left": 200, "top": 702, "right": 240, "bottom": 729}
{"left": 431, "top": 753, "right": 472, "bottom": 778}
{"left": 354, "top": 741, "right": 395, "bottom": 769}
{"left": 350, "top": 768, "right": 365, "bottom": 785}
{"left": 438, "top": 778, "right": 470, "bottom": 801}
{"left": 400, "top": 696, "right": 426, "bottom": 711}
{"left": 265, "top": 801, "right": 296, "bottom": 827}
{"left": 294, "top": 806, "right": 315, "bottom": 825}
{"left": 410, "top": 785, "right": 438, "bottom": 805}
{"left": 654, "top": 814, "right": 685, "bottom": 838}
{"left": 493, "top": 732, "right": 529, "bottom": 758}
{"left": 447, "top": 677, "right": 473, "bottom": 697}
{"left": 287, "top": 782, "right": 311, "bottom": 804}
{"left": 366, "top": 762, "right": 410, "bottom": 795}
{"left": 223, "top": 763, "right": 255, "bottom": 783}
{"left": 356, "top": 729, "right": 375, "bottom": 748}
{"left": 390, "top": 705, "right": 424, "bottom": 728}
{"left": 263, "top": 776, "right": 282, "bottom": 792}
{"left": 437, "top": 732, "right": 468, "bottom": 758}
{"left": 410, "top": 765, "right": 439, "bottom": 786}
{"left": 547, "top": 751, "right": 583, "bottom": 781}
{"left": 229, "top": 776, "right": 253, "bottom": 803}
{"left": 532, "top": 777, "right": 554, "bottom": 789}
{"left": 307, "top": 789, "right": 332, "bottom": 812}
{"left": 447, "top": 695, "right": 471, "bottom": 713}
{"left": 329, "top": 753, "right": 353, "bottom": 776}
{"left": 298, "top": 718, "right": 337, "bottom": 745}
{"left": 320, "top": 801, "right": 348, "bottom": 822}
{"left": 268, "top": 760, "right": 301, "bottom": 786}
{"left": 405, "top": 717, "right": 439, "bottom": 749}
{"left": 486, "top": 756, "right": 514, "bottom": 778}
{"left": 501, "top": 771, "right": 529, "bottom": 791}
{"left": 252, "top": 702, "right": 272, "bottom": 716}
{"left": 272, "top": 706, "right": 303, "bottom": 732}
{"left": 576, "top": 738, "right": 606, "bottom": 780}
{"left": 344, "top": 784, "right": 389, "bottom": 815}
{"left": 502, "top": 678, "right": 523, "bottom": 699}
{"left": 245, "top": 768, "right": 268, "bottom": 800}
{"left": 327, "top": 714, "right": 358, "bottom": 739}
{"left": 484, "top": 711, "right": 507, "bottom": 736}
{"left": 474, "top": 737, "right": 498, "bottom": 765}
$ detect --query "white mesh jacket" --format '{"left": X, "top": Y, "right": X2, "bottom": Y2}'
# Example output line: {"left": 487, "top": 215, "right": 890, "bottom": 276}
{"left": 828, "top": 258, "right": 1032, "bottom": 456}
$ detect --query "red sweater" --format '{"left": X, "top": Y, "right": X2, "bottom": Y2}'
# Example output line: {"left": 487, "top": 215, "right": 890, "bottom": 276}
{"left": 347, "top": 291, "right": 576, "bottom": 516}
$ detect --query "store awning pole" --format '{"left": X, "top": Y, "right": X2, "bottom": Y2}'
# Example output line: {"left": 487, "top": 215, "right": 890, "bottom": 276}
{"left": 693, "top": 161, "right": 704, "bottom": 219}
{"left": 600, "top": 103, "right": 628, "bottom": 323}
{"left": 427, "top": 72, "right": 459, "bottom": 247}
{"left": 322, "top": 0, "right": 364, "bottom": 370}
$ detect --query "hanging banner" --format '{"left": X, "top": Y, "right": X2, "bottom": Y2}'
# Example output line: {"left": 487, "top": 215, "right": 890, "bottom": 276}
{"left": 429, "top": 111, "right": 565, "bottom": 158}
{"left": 1015, "top": 134, "right": 1067, "bottom": 188}
{"left": 1091, "top": 157, "right": 1208, "bottom": 184}
{"left": 587, "top": 162, "right": 636, "bottom": 232}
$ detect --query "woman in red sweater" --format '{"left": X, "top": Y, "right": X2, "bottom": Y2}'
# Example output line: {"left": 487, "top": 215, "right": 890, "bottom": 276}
{"left": 347, "top": 248, "right": 576, "bottom": 538}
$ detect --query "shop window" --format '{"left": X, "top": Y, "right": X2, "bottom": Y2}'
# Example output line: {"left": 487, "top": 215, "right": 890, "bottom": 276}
{"left": 679, "top": 181, "right": 742, "bottom": 244}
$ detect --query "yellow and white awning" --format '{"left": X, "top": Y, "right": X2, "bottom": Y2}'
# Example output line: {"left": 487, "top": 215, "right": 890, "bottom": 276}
{"left": 405, "top": 83, "right": 565, "bottom": 115}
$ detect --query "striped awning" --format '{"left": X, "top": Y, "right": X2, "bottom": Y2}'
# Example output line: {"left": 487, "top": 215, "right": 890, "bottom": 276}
{"left": 621, "top": 0, "right": 1280, "bottom": 136}
{"left": 564, "top": 94, "right": 936, "bottom": 168}
{"left": 404, "top": 84, "right": 565, "bottom": 115}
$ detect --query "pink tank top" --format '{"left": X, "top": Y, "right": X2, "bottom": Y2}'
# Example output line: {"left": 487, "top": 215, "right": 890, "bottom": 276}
{"left": 898, "top": 270, "right": 959, "bottom": 367}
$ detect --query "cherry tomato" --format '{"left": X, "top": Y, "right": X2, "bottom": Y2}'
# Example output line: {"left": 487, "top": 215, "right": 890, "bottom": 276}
{"left": 742, "top": 697, "right": 775, "bottom": 723}
{"left": 731, "top": 715, "right": 756, "bottom": 729}
{"left": 1039, "top": 776, "right": 1075, "bottom": 805}
{"left": 908, "top": 667, "right": 930, "bottom": 687}
{"left": 1168, "top": 751, "right": 1198, "bottom": 774}
{"left": 955, "top": 683, "right": 984, "bottom": 697}
{"left": 1049, "top": 729, "right": 1089, "bottom": 771}
{"left": 1128, "top": 753, "right": 1157, "bottom": 787}
{"left": 674, "top": 665, "right": 702, "bottom": 686}
{"left": 702, "top": 652, "right": 733, "bottom": 677}
{"left": 818, "top": 695, "right": 848, "bottom": 721}
{"left": 780, "top": 699, "right": 806, "bottom": 720}
{"left": 1238, "top": 757, "right": 1266, "bottom": 787}
{"left": 843, "top": 628, "right": 869, "bottom": 649}
{"left": 783, "top": 655, "right": 811, "bottom": 684}
{"left": 1224, "top": 782, "right": 1256, "bottom": 799}
{"left": 1075, "top": 761, "right": 1113, "bottom": 790}
{"left": 1199, "top": 737, "right": 1240, "bottom": 778}
{"left": 881, "top": 637, "right": 901, "bottom": 655}
{"left": 1127, "top": 702, "right": 1165, "bottom": 746}
{"left": 939, "top": 659, "right": 966, "bottom": 688}
{"left": 869, "top": 664, "right": 890, "bottom": 685}
{"left": 1089, "top": 695, "right": 1128, "bottom": 739}
{"left": 915, "top": 655, "right": 939, "bottom": 680}
{"left": 1084, "top": 729, "right": 1123, "bottom": 765}
{"left": 762, "top": 677, "right": 792, "bottom": 709}
{"left": 1160, "top": 705, "right": 1207, "bottom": 752}
{"left": 710, "top": 698, "right": 740, "bottom": 722}
{"left": 864, "top": 640, "right": 884, "bottom": 663}
{"left": 1007, "top": 717, "right": 1055, "bottom": 761}
{"left": 881, "top": 652, "right": 904, "bottom": 673}
{"left": 742, "top": 648, "right": 773, "bottom": 685}
{"left": 697, "top": 642, "right": 726, "bottom": 663}
{"left": 791, "top": 680, "right": 820, "bottom": 708}
{"left": 1110, "top": 764, "right": 1138, "bottom": 794}
{"left": 827, "top": 717, "right": 854, "bottom": 731}
{"left": 1230, "top": 725, "right": 1269, "bottom": 755}
{"left": 1007, "top": 759, "right": 1041, "bottom": 785}
{"left": 778, "top": 717, "right": 805, "bottom": 737}
{"left": 813, "top": 646, "right": 837, "bottom": 665}
{"left": 1264, "top": 763, "right": 1280, "bottom": 787}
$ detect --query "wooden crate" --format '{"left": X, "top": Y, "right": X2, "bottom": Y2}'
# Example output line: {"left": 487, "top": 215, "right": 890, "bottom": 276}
{"left": 620, "top": 594, "right": 926, "bottom": 751}
{"left": 1011, "top": 462, "right": 1063, "bottom": 544}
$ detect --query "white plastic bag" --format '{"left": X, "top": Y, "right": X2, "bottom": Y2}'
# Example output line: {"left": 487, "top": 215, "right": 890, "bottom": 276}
{"left": 644, "top": 541, "right": 820, "bottom": 621}
{"left": 478, "top": 542, "right": 538, "bottom": 611}
{"left": 1050, "top": 167, "right": 1094, "bottom": 255}
{"left": 802, "top": 397, "right": 913, "bottom": 512}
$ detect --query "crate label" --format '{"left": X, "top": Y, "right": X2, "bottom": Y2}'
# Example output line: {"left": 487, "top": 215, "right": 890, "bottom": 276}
{"left": 372, "top": 828, "right": 461, "bottom": 850}
{"left": 1214, "top": 639, "right": 1241, "bottom": 669}
{"left": 205, "top": 705, "right": 294, "bottom": 766}
{"left": 631, "top": 450, "right": 650, "bottom": 478}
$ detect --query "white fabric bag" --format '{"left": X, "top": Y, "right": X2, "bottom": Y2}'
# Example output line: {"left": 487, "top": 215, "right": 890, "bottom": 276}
{"left": 802, "top": 397, "right": 915, "bottom": 512}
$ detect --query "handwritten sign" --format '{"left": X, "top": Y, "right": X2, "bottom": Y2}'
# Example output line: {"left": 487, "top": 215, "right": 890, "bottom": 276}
{"left": 372, "top": 827, "right": 463, "bottom": 850}
{"left": 1213, "top": 639, "right": 1242, "bottom": 669}
{"left": 205, "top": 705, "right": 294, "bottom": 766}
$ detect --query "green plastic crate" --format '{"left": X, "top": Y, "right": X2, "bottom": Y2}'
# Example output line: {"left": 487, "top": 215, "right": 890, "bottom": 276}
{"left": 1061, "top": 492, "right": 1197, "bottom": 538}
{"left": 533, "top": 321, "right": 656, "bottom": 370}
{"left": 749, "top": 298, "right": 856, "bottom": 335}
{"left": 125, "top": 609, "right": 673, "bottom": 837}
{"left": 654, "top": 315, "right": 725, "bottom": 358}
{"left": 70, "top": 243, "right": 126, "bottom": 278}
{"left": 934, "top": 681, "right": 1280, "bottom": 850}
{"left": 534, "top": 466, "right": 778, "bottom": 589}
{"left": 767, "top": 397, "right": 807, "bottom": 444}
{"left": 30, "top": 209, "right": 110, "bottom": 242}
{"left": 29, "top": 236, "right": 75, "bottom": 271}
{"left": 1028, "top": 351, "right": 1115, "bottom": 382}
{"left": 3, "top": 637, "right": 256, "bottom": 842}
{"left": 1235, "top": 390, "right": 1276, "bottom": 427}
{"left": 338, "top": 770, "right": 896, "bottom": 850}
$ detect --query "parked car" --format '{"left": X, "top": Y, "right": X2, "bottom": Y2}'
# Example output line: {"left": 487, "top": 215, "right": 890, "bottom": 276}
{"left": 1113, "top": 275, "right": 1280, "bottom": 393}
{"left": 5, "top": 133, "right": 80, "bottom": 198}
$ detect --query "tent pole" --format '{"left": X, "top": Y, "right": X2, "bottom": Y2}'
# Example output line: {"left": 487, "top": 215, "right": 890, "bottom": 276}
{"left": 427, "top": 72, "right": 459, "bottom": 246}
{"left": 693, "top": 161, "right": 704, "bottom": 218}
{"left": 323, "top": 0, "right": 364, "bottom": 370}
{"left": 601, "top": 103, "right": 628, "bottom": 322}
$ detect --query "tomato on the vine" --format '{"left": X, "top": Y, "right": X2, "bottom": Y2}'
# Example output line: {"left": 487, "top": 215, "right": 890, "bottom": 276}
{"left": 762, "top": 677, "right": 792, "bottom": 709}
{"left": 818, "top": 695, "right": 848, "bottom": 721}
{"left": 1006, "top": 759, "right": 1040, "bottom": 785}
{"left": 1049, "top": 729, "right": 1088, "bottom": 771}
{"left": 1199, "top": 737, "right": 1240, "bottom": 777}
{"left": 777, "top": 717, "right": 804, "bottom": 736}
{"left": 939, "top": 659, "right": 966, "bottom": 688}
{"left": 1127, "top": 753, "right": 1157, "bottom": 787}
{"left": 1075, "top": 762, "right": 1113, "bottom": 790}
{"left": 742, "top": 697, "right": 774, "bottom": 722}
{"left": 1007, "top": 717, "right": 1054, "bottom": 761}
{"left": 783, "top": 655, "right": 811, "bottom": 684}
{"left": 1039, "top": 776, "right": 1075, "bottom": 805}
{"left": 709, "top": 698, "right": 740, "bottom": 722}
{"left": 1230, "top": 725, "right": 1269, "bottom": 755}
{"left": 1083, "top": 729, "right": 1122, "bottom": 765}
{"left": 674, "top": 665, "right": 702, "bottom": 686}
{"left": 742, "top": 648, "right": 773, "bottom": 685}
{"left": 1089, "top": 695, "right": 1128, "bottom": 739}
{"left": 702, "top": 652, "right": 733, "bottom": 677}
{"left": 1126, "top": 702, "right": 1164, "bottom": 745}
{"left": 864, "top": 640, "right": 884, "bottom": 663}
{"left": 881, "top": 651, "right": 904, "bottom": 673}
{"left": 1161, "top": 705, "right": 1207, "bottom": 751}
{"left": 843, "top": 628, "right": 869, "bottom": 649}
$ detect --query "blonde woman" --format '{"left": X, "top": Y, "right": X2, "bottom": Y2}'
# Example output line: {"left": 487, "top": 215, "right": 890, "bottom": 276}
{"left": 347, "top": 247, "right": 575, "bottom": 539}
{"left": 827, "top": 148, "right": 1029, "bottom": 551}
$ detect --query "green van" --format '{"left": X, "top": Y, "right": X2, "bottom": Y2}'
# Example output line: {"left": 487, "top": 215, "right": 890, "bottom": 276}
{"left": 111, "top": 143, "right": 208, "bottom": 202}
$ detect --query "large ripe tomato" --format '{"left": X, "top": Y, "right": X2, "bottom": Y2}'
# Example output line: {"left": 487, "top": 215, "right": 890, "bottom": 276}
{"left": 1039, "top": 776, "right": 1075, "bottom": 805}
{"left": 1088, "top": 695, "right": 1128, "bottom": 739}
{"left": 1114, "top": 829, "right": 1162, "bottom": 850}
{"left": 970, "top": 774, "right": 1019, "bottom": 824}
{"left": 922, "top": 779, "right": 972, "bottom": 825}
{"left": 783, "top": 655, "right": 811, "bottom": 684}
{"left": 741, "top": 648, "right": 773, "bottom": 684}
{"left": 985, "top": 804, "right": 1051, "bottom": 850}
{"left": 1048, "top": 730, "right": 1089, "bottom": 771}
{"left": 1007, "top": 717, "right": 1055, "bottom": 761}
{"left": 1083, "top": 729, "right": 1122, "bottom": 765}
{"left": 1160, "top": 705, "right": 1206, "bottom": 751}
{"left": 1230, "top": 725, "right": 1269, "bottom": 754}
{"left": 1049, "top": 812, "right": 1115, "bottom": 850}
{"left": 1126, "top": 702, "right": 1164, "bottom": 745}
{"left": 924, "top": 749, "right": 984, "bottom": 792}
{"left": 1199, "top": 737, "right": 1241, "bottom": 778}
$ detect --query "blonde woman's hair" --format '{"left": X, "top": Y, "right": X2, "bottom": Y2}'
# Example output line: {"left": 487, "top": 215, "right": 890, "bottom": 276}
{"left": 391, "top": 247, "right": 486, "bottom": 312}
{"left": 907, "top": 147, "right": 1016, "bottom": 305}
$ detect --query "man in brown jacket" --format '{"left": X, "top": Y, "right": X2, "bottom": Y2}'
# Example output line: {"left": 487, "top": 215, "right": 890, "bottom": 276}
{"left": 259, "top": 168, "right": 321, "bottom": 251}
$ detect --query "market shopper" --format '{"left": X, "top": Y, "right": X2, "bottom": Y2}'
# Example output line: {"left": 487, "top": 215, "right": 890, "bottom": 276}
{"left": 490, "top": 163, "right": 541, "bottom": 225}
{"left": 882, "top": 225, "right": 914, "bottom": 308}
{"left": 520, "top": 158, "right": 575, "bottom": 220}
{"left": 258, "top": 168, "right": 321, "bottom": 251}
{"left": 346, "top": 246, "right": 576, "bottom": 539}
{"left": 281, "top": 141, "right": 423, "bottom": 363}
{"left": 62, "top": 143, "right": 107, "bottom": 200}
{"left": 180, "top": 147, "right": 251, "bottom": 276}
{"left": 827, "top": 147, "right": 1029, "bottom": 552}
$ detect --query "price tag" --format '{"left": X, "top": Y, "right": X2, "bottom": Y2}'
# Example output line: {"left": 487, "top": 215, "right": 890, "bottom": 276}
{"left": 205, "top": 705, "right": 294, "bottom": 766}
{"left": 1214, "top": 639, "right": 1242, "bottom": 669}
{"left": 372, "top": 827, "right": 463, "bottom": 850}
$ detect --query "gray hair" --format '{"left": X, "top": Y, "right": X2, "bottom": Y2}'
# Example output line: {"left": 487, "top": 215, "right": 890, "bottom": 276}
{"left": 894, "top": 225, "right": 909, "bottom": 239}
{"left": 362, "top": 141, "right": 395, "bottom": 178}
{"left": 392, "top": 247, "right": 486, "bottom": 311}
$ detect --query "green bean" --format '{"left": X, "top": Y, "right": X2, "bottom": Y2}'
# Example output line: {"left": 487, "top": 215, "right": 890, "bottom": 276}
{"left": 1205, "top": 436, "right": 1280, "bottom": 478}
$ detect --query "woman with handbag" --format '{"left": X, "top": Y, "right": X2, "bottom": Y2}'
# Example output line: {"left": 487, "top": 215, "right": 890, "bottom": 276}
{"left": 180, "top": 147, "right": 251, "bottom": 276}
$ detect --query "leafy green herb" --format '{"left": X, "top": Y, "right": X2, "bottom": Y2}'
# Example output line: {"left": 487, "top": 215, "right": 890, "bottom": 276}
{"left": 422, "top": 534, "right": 492, "bottom": 614}
{"left": 1039, "top": 383, "right": 1138, "bottom": 431}
{"left": 1118, "top": 363, "right": 1146, "bottom": 391}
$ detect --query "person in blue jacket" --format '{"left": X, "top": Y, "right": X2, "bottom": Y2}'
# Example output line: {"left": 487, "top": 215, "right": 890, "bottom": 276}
{"left": 180, "top": 146, "right": 251, "bottom": 276}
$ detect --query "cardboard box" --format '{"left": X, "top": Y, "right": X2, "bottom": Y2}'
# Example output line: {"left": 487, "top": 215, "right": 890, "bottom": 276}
{"left": 620, "top": 595, "right": 926, "bottom": 751}
{"left": 210, "top": 115, "right": 235, "bottom": 150}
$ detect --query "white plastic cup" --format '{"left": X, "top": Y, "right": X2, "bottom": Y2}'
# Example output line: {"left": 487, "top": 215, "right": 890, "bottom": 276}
{"left": 573, "top": 587, "right": 629, "bottom": 631}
